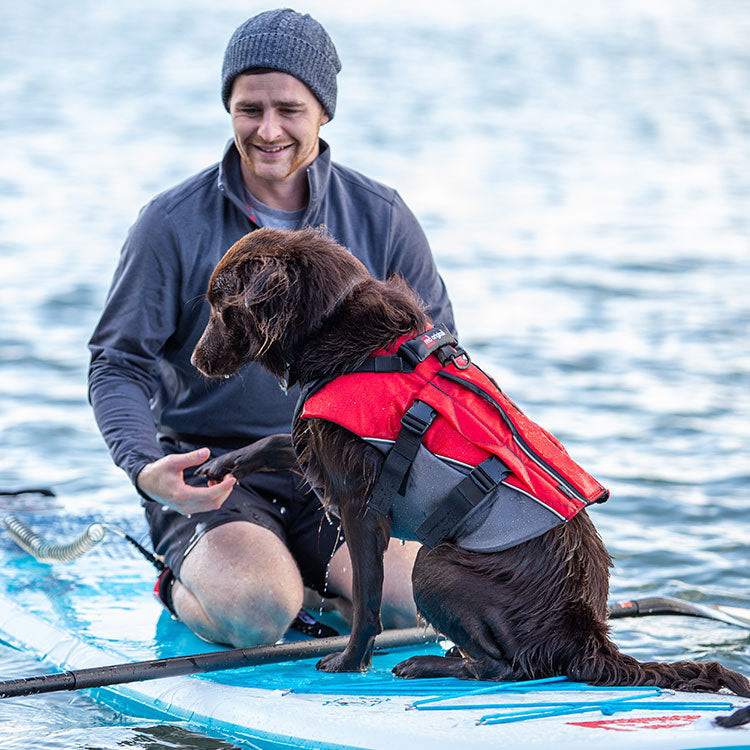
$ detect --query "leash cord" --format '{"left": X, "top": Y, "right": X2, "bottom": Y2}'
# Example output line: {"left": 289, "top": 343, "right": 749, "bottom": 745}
{"left": 3, "top": 514, "right": 105, "bottom": 563}
{"left": 2, "top": 514, "right": 164, "bottom": 570}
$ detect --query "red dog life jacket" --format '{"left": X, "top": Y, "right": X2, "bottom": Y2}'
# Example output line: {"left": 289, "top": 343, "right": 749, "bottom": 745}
{"left": 299, "top": 327, "right": 609, "bottom": 551}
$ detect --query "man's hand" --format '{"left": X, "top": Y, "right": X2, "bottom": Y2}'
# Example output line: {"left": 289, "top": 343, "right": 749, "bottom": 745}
{"left": 137, "top": 448, "right": 236, "bottom": 516}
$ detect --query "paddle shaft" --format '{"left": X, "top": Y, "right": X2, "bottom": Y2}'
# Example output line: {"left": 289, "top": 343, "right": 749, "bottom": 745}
{"left": 0, "top": 627, "right": 437, "bottom": 698}
{"left": 607, "top": 596, "right": 750, "bottom": 629}
{"left": 3, "top": 596, "right": 749, "bottom": 699}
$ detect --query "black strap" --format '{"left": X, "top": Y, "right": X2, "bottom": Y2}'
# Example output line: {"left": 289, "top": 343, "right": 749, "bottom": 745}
{"left": 367, "top": 400, "right": 438, "bottom": 516}
{"left": 352, "top": 355, "right": 410, "bottom": 373}
{"left": 157, "top": 425, "right": 255, "bottom": 451}
{"left": 414, "top": 456, "right": 511, "bottom": 548}
{"left": 352, "top": 326, "right": 470, "bottom": 375}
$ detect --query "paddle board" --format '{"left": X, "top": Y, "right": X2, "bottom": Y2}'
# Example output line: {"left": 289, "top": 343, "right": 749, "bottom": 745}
{"left": 0, "top": 517, "right": 748, "bottom": 749}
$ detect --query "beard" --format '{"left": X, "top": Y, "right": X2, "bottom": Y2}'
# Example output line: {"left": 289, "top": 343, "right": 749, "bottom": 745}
{"left": 237, "top": 131, "right": 320, "bottom": 183}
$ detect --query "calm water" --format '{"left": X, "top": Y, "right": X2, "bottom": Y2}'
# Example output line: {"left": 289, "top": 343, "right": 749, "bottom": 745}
{"left": 1, "top": 1, "right": 748, "bottom": 747}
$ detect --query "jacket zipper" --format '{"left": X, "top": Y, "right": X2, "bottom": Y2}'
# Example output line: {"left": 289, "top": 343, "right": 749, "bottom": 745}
{"left": 436, "top": 370, "right": 601, "bottom": 504}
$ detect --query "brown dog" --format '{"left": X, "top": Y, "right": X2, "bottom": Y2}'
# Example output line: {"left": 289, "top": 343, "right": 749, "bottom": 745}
{"left": 192, "top": 227, "right": 750, "bottom": 700}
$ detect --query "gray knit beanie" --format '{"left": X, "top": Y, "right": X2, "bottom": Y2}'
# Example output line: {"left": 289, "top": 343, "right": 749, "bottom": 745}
{"left": 221, "top": 8, "right": 341, "bottom": 119}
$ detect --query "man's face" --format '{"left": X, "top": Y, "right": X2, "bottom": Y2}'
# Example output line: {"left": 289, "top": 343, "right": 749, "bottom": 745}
{"left": 229, "top": 71, "right": 329, "bottom": 188}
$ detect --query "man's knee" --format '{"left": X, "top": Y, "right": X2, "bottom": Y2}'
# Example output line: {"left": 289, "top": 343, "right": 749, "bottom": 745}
{"left": 201, "top": 576, "right": 303, "bottom": 646}
{"left": 174, "top": 521, "right": 305, "bottom": 647}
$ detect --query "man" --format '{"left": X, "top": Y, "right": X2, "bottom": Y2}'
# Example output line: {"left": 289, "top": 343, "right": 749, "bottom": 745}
{"left": 88, "top": 9, "right": 455, "bottom": 648}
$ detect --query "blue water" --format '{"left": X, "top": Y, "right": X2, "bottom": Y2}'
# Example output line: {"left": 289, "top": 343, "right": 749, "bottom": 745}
{"left": 1, "top": 1, "right": 748, "bottom": 747}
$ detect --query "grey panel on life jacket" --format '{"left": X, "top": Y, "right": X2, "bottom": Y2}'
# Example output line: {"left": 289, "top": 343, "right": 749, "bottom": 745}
{"left": 456, "top": 480, "right": 563, "bottom": 553}
{"left": 367, "top": 441, "right": 562, "bottom": 551}
{"left": 392, "top": 445, "right": 470, "bottom": 541}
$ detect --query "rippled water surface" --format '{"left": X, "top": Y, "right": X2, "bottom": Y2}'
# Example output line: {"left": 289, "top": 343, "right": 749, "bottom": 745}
{"left": 1, "top": 1, "right": 748, "bottom": 747}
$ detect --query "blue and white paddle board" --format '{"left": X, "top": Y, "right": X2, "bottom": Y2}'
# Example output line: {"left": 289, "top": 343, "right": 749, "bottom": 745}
{"left": 0, "top": 517, "right": 747, "bottom": 749}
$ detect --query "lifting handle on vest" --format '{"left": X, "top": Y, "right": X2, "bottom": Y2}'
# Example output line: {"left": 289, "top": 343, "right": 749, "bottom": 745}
{"left": 366, "top": 400, "right": 437, "bottom": 517}
{"left": 351, "top": 326, "right": 470, "bottom": 375}
{"left": 414, "top": 456, "right": 511, "bottom": 549}
{"left": 398, "top": 325, "right": 471, "bottom": 371}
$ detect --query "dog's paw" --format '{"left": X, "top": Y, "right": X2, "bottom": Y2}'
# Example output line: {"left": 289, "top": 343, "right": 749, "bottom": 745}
{"left": 392, "top": 655, "right": 434, "bottom": 678}
{"left": 196, "top": 434, "right": 296, "bottom": 481}
{"left": 195, "top": 452, "right": 241, "bottom": 481}
{"left": 316, "top": 651, "right": 366, "bottom": 673}
{"left": 393, "top": 654, "right": 468, "bottom": 679}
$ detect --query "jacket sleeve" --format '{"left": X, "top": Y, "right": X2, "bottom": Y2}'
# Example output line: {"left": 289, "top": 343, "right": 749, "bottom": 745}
{"left": 87, "top": 201, "right": 181, "bottom": 485}
{"left": 386, "top": 192, "right": 456, "bottom": 335}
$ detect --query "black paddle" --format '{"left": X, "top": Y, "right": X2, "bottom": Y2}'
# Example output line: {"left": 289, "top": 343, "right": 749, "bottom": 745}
{"left": 1, "top": 596, "right": 749, "bottom": 699}
{"left": 607, "top": 596, "right": 750, "bottom": 629}
{"left": 0, "top": 626, "right": 439, "bottom": 699}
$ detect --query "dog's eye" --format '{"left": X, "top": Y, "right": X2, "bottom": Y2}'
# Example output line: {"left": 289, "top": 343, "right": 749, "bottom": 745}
{"left": 221, "top": 307, "right": 238, "bottom": 326}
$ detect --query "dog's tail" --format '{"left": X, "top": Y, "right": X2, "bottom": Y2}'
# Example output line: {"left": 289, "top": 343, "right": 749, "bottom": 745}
{"left": 566, "top": 635, "right": 750, "bottom": 698}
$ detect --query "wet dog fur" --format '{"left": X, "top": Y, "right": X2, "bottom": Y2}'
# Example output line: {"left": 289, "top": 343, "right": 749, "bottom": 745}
{"left": 192, "top": 227, "right": 750, "bottom": 705}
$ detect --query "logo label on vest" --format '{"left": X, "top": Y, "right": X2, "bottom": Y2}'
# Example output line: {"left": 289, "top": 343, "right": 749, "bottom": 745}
{"left": 420, "top": 329, "right": 447, "bottom": 348}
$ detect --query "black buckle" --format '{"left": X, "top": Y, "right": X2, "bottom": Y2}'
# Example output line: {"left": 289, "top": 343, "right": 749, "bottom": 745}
{"left": 435, "top": 344, "right": 471, "bottom": 370}
{"left": 401, "top": 400, "right": 437, "bottom": 435}
{"left": 471, "top": 456, "right": 508, "bottom": 493}
{"left": 414, "top": 456, "right": 510, "bottom": 548}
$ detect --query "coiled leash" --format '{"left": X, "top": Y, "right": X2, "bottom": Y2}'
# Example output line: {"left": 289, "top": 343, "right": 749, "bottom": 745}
{"left": 2, "top": 513, "right": 163, "bottom": 568}
{"left": 1, "top": 487, "right": 164, "bottom": 568}
{"left": 3, "top": 513, "right": 106, "bottom": 564}
{"left": 1, "top": 487, "right": 338, "bottom": 638}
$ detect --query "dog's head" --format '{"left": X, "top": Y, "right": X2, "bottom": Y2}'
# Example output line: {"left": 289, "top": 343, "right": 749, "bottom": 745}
{"left": 192, "top": 227, "right": 371, "bottom": 380}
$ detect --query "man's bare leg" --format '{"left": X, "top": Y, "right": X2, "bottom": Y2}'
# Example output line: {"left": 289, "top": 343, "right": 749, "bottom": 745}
{"left": 171, "top": 522, "right": 419, "bottom": 646}
{"left": 326, "top": 539, "right": 420, "bottom": 628}
{"left": 172, "top": 521, "right": 304, "bottom": 647}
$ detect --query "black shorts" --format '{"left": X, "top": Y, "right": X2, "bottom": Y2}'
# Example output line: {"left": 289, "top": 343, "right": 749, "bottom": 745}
{"left": 143, "top": 437, "right": 343, "bottom": 594}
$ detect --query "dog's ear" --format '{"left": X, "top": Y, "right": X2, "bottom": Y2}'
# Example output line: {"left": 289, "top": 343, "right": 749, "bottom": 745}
{"left": 238, "top": 256, "right": 303, "bottom": 348}
{"left": 240, "top": 260, "right": 292, "bottom": 310}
